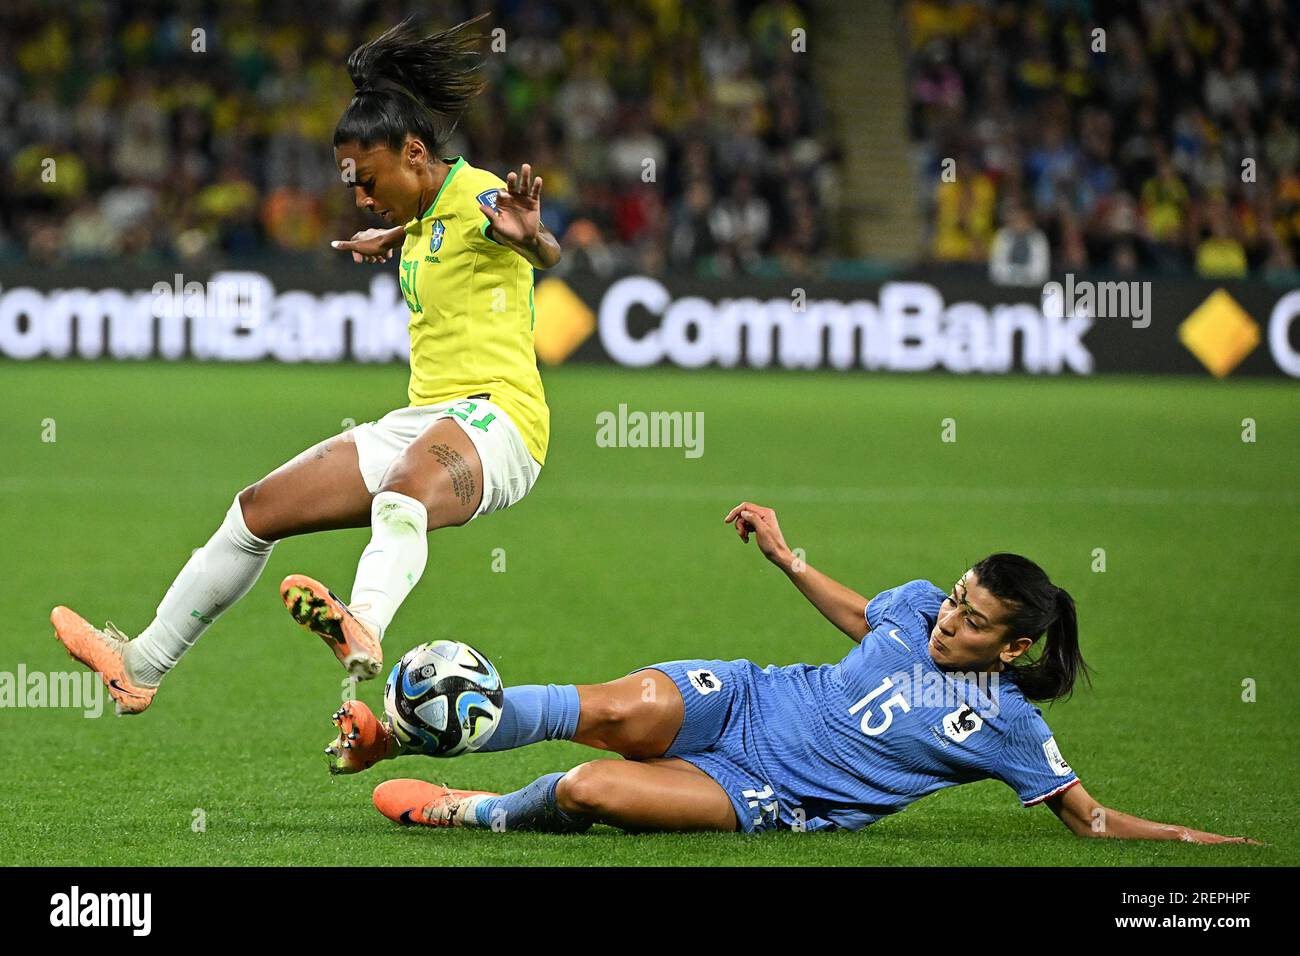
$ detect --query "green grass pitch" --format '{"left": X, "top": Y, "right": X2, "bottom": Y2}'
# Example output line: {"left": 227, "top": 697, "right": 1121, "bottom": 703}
{"left": 1, "top": 360, "right": 1296, "bottom": 866}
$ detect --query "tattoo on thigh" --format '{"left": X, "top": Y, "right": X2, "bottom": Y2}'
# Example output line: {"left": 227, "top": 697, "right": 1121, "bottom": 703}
{"left": 428, "top": 442, "right": 476, "bottom": 506}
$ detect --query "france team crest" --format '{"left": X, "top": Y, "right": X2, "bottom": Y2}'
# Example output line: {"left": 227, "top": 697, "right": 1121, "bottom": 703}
{"left": 429, "top": 219, "right": 446, "bottom": 253}
{"left": 942, "top": 704, "right": 984, "bottom": 743}
{"left": 687, "top": 668, "right": 722, "bottom": 695}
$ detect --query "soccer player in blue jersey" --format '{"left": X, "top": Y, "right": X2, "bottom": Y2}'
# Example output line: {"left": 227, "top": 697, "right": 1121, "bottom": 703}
{"left": 335, "top": 501, "right": 1257, "bottom": 844}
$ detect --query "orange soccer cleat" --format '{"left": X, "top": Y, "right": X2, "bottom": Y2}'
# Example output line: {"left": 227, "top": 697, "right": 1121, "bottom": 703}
{"left": 372, "top": 779, "right": 498, "bottom": 829}
{"left": 324, "top": 700, "right": 397, "bottom": 775}
{"left": 280, "top": 574, "right": 383, "bottom": 679}
{"left": 50, "top": 606, "right": 156, "bottom": 716}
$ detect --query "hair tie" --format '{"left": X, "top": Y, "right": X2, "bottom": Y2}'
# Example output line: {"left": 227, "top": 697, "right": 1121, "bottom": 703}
{"left": 355, "top": 76, "right": 410, "bottom": 98}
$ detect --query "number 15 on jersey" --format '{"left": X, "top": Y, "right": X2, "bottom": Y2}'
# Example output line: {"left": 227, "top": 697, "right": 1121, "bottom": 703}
{"left": 848, "top": 677, "right": 912, "bottom": 737}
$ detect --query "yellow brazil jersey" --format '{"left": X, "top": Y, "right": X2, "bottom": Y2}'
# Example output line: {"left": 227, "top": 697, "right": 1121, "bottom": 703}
{"left": 398, "top": 156, "right": 549, "bottom": 464}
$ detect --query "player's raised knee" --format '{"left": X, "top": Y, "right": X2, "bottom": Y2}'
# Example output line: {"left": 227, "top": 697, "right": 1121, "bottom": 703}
{"left": 236, "top": 483, "right": 275, "bottom": 541}
{"left": 373, "top": 477, "right": 429, "bottom": 511}
{"left": 555, "top": 761, "right": 614, "bottom": 816}
{"left": 370, "top": 481, "right": 441, "bottom": 534}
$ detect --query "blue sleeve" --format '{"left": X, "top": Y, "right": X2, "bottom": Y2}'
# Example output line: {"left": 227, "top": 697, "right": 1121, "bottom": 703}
{"left": 865, "top": 579, "right": 944, "bottom": 629}
{"left": 991, "top": 709, "right": 1080, "bottom": 807}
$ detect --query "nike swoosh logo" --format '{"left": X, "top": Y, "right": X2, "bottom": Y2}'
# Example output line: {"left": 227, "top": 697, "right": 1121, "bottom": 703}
{"left": 328, "top": 589, "right": 361, "bottom": 624}
{"left": 398, "top": 809, "right": 418, "bottom": 825}
{"left": 888, "top": 629, "right": 909, "bottom": 650}
{"left": 108, "top": 678, "right": 146, "bottom": 699}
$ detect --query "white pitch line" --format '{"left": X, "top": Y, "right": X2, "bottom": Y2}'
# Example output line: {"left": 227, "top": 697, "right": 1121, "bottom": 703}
{"left": 0, "top": 477, "right": 1294, "bottom": 509}
{"left": 543, "top": 483, "right": 1297, "bottom": 508}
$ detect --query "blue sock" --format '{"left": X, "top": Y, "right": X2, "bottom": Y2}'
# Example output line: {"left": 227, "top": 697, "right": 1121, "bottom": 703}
{"left": 478, "top": 684, "right": 580, "bottom": 753}
{"left": 471, "top": 771, "right": 591, "bottom": 833}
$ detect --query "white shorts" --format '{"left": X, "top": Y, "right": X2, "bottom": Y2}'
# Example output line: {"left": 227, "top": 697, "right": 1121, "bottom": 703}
{"left": 352, "top": 398, "right": 542, "bottom": 520}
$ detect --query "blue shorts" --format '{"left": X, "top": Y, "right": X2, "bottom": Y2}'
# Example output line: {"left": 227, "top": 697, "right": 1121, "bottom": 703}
{"left": 642, "top": 659, "right": 783, "bottom": 834}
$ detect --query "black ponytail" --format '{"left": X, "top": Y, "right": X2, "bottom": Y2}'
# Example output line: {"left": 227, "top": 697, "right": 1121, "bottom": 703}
{"left": 333, "top": 13, "right": 490, "bottom": 153}
{"left": 969, "top": 553, "right": 1091, "bottom": 703}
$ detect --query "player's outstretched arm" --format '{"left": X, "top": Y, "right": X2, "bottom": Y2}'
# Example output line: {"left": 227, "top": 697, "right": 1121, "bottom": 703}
{"left": 725, "top": 501, "right": 870, "bottom": 642}
{"left": 330, "top": 226, "right": 406, "bottom": 263}
{"left": 1046, "top": 781, "right": 1262, "bottom": 844}
{"left": 480, "top": 162, "right": 562, "bottom": 269}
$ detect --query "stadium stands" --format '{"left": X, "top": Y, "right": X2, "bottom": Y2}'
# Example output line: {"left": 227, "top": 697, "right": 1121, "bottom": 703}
{"left": 0, "top": 0, "right": 834, "bottom": 277}
{"left": 901, "top": 0, "right": 1300, "bottom": 280}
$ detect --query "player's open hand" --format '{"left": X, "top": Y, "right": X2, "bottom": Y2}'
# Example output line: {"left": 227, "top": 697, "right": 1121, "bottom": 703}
{"left": 331, "top": 227, "right": 402, "bottom": 264}
{"left": 482, "top": 162, "right": 543, "bottom": 247}
{"left": 725, "top": 502, "right": 793, "bottom": 567}
{"left": 324, "top": 699, "right": 395, "bottom": 774}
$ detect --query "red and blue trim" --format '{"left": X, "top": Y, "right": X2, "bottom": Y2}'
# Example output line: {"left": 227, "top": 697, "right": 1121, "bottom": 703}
{"left": 1023, "top": 777, "right": 1081, "bottom": 807}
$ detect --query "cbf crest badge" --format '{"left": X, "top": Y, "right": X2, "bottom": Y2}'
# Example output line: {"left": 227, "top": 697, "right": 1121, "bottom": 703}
{"left": 429, "top": 219, "right": 446, "bottom": 254}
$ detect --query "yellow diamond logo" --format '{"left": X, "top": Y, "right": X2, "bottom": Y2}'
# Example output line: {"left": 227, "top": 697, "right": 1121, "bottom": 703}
{"left": 532, "top": 277, "right": 595, "bottom": 366}
{"left": 1178, "top": 289, "right": 1260, "bottom": 378}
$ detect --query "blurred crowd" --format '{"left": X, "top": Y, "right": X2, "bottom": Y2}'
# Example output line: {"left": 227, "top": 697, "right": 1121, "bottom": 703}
{"left": 0, "top": 0, "right": 835, "bottom": 277}
{"left": 904, "top": 0, "right": 1300, "bottom": 281}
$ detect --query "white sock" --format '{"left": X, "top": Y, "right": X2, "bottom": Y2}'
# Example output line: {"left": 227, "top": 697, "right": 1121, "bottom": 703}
{"left": 348, "top": 491, "right": 428, "bottom": 642}
{"left": 125, "top": 496, "right": 275, "bottom": 687}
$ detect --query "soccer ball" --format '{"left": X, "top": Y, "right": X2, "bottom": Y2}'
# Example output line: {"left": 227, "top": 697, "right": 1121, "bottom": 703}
{"left": 383, "top": 641, "right": 504, "bottom": 757}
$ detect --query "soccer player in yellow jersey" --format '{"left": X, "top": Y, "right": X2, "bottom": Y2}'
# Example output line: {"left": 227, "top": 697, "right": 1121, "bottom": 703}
{"left": 50, "top": 14, "right": 560, "bottom": 714}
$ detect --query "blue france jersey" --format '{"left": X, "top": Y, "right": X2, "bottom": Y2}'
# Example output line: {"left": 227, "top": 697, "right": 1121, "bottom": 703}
{"left": 740, "top": 580, "right": 1079, "bottom": 831}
